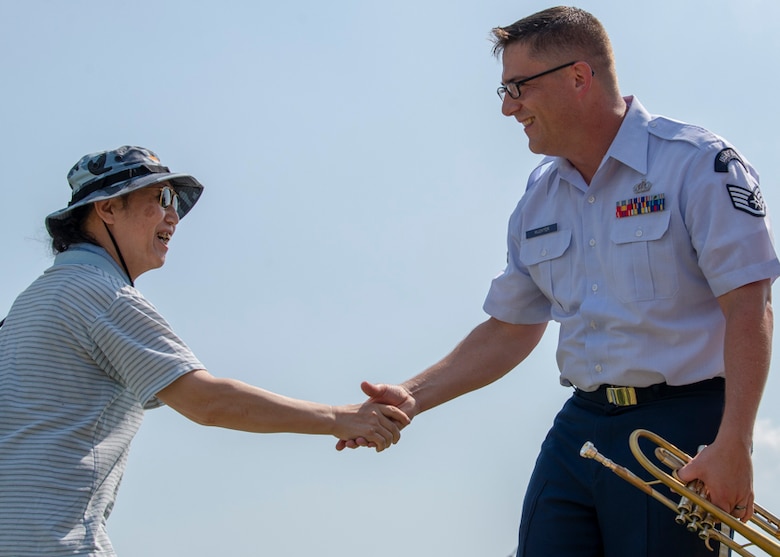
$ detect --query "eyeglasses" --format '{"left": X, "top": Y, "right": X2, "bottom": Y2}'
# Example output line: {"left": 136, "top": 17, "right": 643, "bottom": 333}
{"left": 159, "top": 186, "right": 180, "bottom": 213}
{"left": 497, "top": 61, "right": 577, "bottom": 101}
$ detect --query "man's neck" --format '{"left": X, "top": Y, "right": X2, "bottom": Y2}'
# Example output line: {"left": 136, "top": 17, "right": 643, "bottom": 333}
{"left": 568, "top": 96, "right": 628, "bottom": 185}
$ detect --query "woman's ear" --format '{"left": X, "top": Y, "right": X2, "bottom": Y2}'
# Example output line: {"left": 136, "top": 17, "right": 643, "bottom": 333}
{"left": 92, "top": 198, "right": 119, "bottom": 225}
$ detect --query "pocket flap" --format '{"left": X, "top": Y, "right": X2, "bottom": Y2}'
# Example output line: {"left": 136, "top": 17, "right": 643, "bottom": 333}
{"left": 610, "top": 211, "right": 670, "bottom": 245}
{"left": 519, "top": 229, "right": 572, "bottom": 265}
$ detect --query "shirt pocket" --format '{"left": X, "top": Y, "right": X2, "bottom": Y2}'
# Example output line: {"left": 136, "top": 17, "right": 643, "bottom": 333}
{"left": 518, "top": 229, "right": 573, "bottom": 311}
{"left": 609, "top": 210, "right": 678, "bottom": 301}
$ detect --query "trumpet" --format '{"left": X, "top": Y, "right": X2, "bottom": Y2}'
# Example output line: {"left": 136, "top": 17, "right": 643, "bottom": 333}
{"left": 580, "top": 429, "right": 780, "bottom": 557}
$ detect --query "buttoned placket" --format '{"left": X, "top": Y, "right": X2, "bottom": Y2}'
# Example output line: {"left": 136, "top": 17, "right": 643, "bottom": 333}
{"left": 580, "top": 180, "right": 608, "bottom": 382}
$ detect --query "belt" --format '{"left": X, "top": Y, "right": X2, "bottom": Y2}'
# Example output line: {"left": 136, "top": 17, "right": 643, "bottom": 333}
{"left": 574, "top": 377, "right": 724, "bottom": 407}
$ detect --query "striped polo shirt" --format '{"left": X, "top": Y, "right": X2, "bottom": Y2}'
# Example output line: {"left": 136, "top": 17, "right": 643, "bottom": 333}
{"left": 0, "top": 244, "right": 204, "bottom": 556}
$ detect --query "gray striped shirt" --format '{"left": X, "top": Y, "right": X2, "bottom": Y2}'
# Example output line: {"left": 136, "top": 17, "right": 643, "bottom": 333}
{"left": 0, "top": 244, "right": 204, "bottom": 556}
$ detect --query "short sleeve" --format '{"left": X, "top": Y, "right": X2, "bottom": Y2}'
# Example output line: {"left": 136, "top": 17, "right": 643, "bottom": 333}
{"left": 682, "top": 143, "right": 780, "bottom": 297}
{"left": 483, "top": 209, "right": 553, "bottom": 324}
{"left": 88, "top": 294, "right": 204, "bottom": 408}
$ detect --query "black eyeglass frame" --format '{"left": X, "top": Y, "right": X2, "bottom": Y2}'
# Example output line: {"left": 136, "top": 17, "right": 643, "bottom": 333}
{"left": 497, "top": 60, "right": 579, "bottom": 101}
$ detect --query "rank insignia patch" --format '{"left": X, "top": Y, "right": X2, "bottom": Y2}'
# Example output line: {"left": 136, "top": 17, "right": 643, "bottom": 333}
{"left": 715, "top": 148, "right": 746, "bottom": 173}
{"left": 616, "top": 194, "right": 665, "bottom": 218}
{"left": 727, "top": 183, "right": 766, "bottom": 217}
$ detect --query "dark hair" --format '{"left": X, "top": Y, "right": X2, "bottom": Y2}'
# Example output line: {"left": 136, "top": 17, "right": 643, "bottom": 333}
{"left": 48, "top": 204, "right": 98, "bottom": 254}
{"left": 491, "top": 6, "right": 616, "bottom": 86}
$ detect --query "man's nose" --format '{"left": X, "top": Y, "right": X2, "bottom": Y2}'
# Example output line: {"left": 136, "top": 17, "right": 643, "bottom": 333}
{"left": 501, "top": 95, "right": 521, "bottom": 117}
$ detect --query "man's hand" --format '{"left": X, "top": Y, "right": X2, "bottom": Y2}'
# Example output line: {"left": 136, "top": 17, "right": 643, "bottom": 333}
{"left": 335, "top": 381, "right": 416, "bottom": 451}
{"left": 677, "top": 438, "right": 754, "bottom": 522}
{"left": 331, "top": 398, "right": 410, "bottom": 452}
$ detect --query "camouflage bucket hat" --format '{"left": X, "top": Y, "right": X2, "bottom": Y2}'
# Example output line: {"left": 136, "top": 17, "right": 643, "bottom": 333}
{"left": 45, "top": 145, "right": 204, "bottom": 234}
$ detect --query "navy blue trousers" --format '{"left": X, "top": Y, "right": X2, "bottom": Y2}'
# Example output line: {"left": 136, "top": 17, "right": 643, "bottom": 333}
{"left": 516, "top": 383, "right": 726, "bottom": 557}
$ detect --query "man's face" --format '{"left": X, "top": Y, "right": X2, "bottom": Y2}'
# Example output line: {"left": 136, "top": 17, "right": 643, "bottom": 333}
{"left": 499, "top": 42, "right": 578, "bottom": 156}
{"left": 111, "top": 183, "right": 179, "bottom": 279}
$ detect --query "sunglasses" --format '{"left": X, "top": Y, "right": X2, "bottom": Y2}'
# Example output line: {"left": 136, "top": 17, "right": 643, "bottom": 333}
{"left": 159, "top": 186, "right": 180, "bottom": 213}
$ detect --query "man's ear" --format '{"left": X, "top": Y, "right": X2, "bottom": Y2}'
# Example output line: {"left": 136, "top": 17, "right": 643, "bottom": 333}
{"left": 572, "top": 61, "right": 594, "bottom": 96}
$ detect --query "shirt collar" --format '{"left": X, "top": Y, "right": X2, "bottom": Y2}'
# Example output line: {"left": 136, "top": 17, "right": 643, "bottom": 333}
{"left": 603, "top": 95, "right": 651, "bottom": 175}
{"left": 544, "top": 96, "right": 652, "bottom": 190}
{"left": 53, "top": 243, "right": 132, "bottom": 286}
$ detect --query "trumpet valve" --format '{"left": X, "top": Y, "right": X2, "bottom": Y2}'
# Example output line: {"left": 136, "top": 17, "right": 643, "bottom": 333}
{"left": 698, "top": 514, "right": 715, "bottom": 541}
{"left": 687, "top": 515, "right": 701, "bottom": 533}
{"left": 686, "top": 503, "right": 710, "bottom": 534}
{"left": 676, "top": 494, "right": 693, "bottom": 525}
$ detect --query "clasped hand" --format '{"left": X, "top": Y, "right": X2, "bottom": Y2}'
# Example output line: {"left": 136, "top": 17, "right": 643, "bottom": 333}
{"left": 336, "top": 381, "right": 416, "bottom": 451}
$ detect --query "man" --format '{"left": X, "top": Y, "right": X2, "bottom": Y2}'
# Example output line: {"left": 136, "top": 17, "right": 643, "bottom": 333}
{"left": 338, "top": 7, "right": 779, "bottom": 556}
{"left": 0, "top": 145, "right": 409, "bottom": 556}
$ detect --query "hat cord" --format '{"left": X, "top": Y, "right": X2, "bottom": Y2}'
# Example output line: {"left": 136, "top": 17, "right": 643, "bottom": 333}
{"left": 103, "top": 222, "right": 134, "bottom": 288}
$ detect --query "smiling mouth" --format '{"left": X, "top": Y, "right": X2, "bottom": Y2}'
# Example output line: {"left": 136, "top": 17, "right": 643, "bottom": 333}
{"left": 521, "top": 116, "right": 535, "bottom": 128}
{"left": 157, "top": 232, "right": 171, "bottom": 245}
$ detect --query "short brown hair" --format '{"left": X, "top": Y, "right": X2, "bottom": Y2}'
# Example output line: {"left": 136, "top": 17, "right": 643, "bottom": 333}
{"left": 491, "top": 7, "right": 616, "bottom": 85}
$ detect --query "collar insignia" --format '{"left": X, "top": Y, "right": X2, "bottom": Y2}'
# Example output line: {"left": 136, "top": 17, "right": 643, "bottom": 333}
{"left": 632, "top": 179, "right": 652, "bottom": 194}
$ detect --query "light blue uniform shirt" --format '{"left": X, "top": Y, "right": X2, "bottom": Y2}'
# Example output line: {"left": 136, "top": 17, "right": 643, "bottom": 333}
{"left": 0, "top": 244, "right": 204, "bottom": 556}
{"left": 484, "top": 97, "right": 780, "bottom": 391}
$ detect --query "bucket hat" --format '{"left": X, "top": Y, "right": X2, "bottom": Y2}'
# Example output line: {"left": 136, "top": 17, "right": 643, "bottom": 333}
{"left": 45, "top": 145, "right": 204, "bottom": 233}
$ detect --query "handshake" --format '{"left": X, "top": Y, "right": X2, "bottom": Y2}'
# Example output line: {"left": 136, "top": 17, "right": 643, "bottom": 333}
{"left": 334, "top": 381, "right": 416, "bottom": 453}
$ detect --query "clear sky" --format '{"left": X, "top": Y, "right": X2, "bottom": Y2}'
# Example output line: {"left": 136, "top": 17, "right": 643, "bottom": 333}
{"left": 2, "top": 1, "right": 780, "bottom": 556}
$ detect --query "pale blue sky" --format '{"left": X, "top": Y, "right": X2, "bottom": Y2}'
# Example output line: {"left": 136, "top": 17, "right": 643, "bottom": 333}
{"left": 2, "top": 1, "right": 779, "bottom": 556}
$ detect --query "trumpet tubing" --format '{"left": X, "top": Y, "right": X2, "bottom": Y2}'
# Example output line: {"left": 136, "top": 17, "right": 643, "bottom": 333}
{"left": 580, "top": 429, "right": 780, "bottom": 557}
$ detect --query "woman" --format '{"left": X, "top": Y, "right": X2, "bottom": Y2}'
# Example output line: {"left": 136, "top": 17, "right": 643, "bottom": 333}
{"left": 0, "top": 146, "right": 408, "bottom": 556}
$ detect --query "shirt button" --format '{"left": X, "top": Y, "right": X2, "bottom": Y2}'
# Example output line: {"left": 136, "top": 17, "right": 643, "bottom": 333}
{"left": 589, "top": 238, "right": 596, "bottom": 247}
{"left": 635, "top": 229, "right": 644, "bottom": 238}
{"left": 588, "top": 195, "right": 596, "bottom": 204}
{"left": 591, "top": 283, "right": 599, "bottom": 292}
{"left": 590, "top": 320, "right": 597, "bottom": 330}
{"left": 540, "top": 248, "right": 548, "bottom": 256}
{"left": 595, "top": 364, "right": 603, "bottom": 373}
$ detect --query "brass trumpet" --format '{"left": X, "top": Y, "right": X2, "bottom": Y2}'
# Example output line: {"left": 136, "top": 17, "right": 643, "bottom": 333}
{"left": 580, "top": 429, "right": 780, "bottom": 556}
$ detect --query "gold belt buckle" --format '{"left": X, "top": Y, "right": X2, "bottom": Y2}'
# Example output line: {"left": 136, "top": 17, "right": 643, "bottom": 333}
{"left": 606, "top": 386, "right": 637, "bottom": 406}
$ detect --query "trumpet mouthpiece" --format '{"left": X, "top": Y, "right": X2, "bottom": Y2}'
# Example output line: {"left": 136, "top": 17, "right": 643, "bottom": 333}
{"left": 580, "top": 441, "right": 598, "bottom": 459}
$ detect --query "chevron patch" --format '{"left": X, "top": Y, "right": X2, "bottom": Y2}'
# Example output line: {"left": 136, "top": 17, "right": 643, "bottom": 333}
{"left": 727, "top": 183, "right": 766, "bottom": 217}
